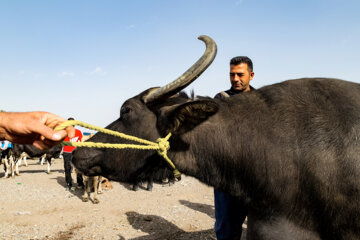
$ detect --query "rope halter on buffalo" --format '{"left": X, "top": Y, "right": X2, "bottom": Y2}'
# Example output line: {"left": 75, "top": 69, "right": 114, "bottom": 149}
{"left": 55, "top": 120, "right": 181, "bottom": 179}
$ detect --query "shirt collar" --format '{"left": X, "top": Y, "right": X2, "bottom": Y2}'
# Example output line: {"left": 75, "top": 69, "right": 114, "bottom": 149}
{"left": 229, "top": 85, "right": 255, "bottom": 94}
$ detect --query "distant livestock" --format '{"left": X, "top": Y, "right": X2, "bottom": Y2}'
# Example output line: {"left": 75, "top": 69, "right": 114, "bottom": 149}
{"left": 12, "top": 144, "right": 62, "bottom": 175}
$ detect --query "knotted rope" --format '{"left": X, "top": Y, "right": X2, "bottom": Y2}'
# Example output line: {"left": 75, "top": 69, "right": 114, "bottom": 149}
{"left": 54, "top": 120, "right": 181, "bottom": 178}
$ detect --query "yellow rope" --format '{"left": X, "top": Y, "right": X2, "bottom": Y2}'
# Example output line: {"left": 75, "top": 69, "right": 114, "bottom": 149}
{"left": 55, "top": 120, "right": 181, "bottom": 178}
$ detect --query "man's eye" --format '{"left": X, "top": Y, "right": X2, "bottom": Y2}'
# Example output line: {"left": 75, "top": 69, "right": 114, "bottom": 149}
{"left": 230, "top": 73, "right": 243, "bottom": 77}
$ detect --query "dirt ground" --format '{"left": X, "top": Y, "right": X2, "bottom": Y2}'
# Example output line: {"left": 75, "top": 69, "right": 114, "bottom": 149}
{"left": 0, "top": 157, "right": 246, "bottom": 240}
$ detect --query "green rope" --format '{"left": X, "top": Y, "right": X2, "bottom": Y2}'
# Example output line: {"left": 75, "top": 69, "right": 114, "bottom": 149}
{"left": 55, "top": 120, "right": 181, "bottom": 178}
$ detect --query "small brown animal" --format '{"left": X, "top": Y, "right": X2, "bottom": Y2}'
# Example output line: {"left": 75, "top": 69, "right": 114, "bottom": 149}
{"left": 101, "top": 177, "right": 113, "bottom": 190}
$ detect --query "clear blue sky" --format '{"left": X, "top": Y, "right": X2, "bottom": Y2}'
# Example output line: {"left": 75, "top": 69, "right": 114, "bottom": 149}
{"left": 1, "top": 0, "right": 359, "bottom": 129}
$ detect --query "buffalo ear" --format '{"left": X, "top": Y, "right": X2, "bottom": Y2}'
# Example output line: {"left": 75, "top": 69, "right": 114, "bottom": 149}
{"left": 163, "top": 100, "right": 219, "bottom": 134}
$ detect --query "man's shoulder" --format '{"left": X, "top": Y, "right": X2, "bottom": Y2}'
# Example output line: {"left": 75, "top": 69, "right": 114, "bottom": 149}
{"left": 214, "top": 86, "right": 256, "bottom": 99}
{"left": 214, "top": 90, "right": 231, "bottom": 99}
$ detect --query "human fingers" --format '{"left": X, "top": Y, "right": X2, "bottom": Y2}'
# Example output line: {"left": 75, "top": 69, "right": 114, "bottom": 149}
{"left": 42, "top": 112, "right": 75, "bottom": 138}
{"left": 30, "top": 123, "right": 66, "bottom": 142}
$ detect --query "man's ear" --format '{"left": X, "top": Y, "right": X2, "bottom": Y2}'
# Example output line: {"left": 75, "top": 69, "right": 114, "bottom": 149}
{"left": 158, "top": 100, "right": 219, "bottom": 135}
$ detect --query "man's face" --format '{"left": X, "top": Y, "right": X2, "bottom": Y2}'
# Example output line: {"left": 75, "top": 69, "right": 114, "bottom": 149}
{"left": 230, "top": 63, "right": 254, "bottom": 92}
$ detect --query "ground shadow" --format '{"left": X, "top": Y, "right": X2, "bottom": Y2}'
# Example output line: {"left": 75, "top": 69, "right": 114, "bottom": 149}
{"left": 118, "top": 211, "right": 216, "bottom": 240}
{"left": 52, "top": 176, "right": 84, "bottom": 201}
{"left": 179, "top": 200, "right": 247, "bottom": 239}
{"left": 17, "top": 169, "right": 63, "bottom": 174}
{"left": 179, "top": 199, "right": 215, "bottom": 218}
{"left": 0, "top": 169, "right": 63, "bottom": 178}
{"left": 120, "top": 182, "right": 135, "bottom": 191}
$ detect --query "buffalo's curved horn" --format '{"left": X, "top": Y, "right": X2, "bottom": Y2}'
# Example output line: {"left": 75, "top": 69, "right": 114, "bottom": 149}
{"left": 143, "top": 35, "right": 217, "bottom": 103}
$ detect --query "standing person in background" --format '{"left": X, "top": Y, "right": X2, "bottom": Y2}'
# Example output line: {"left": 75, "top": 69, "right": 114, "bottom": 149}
{"left": 214, "top": 56, "right": 255, "bottom": 240}
{"left": 0, "top": 140, "right": 12, "bottom": 151}
{"left": 62, "top": 117, "right": 83, "bottom": 190}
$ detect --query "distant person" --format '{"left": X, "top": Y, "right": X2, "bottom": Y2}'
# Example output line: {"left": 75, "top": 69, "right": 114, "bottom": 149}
{"left": 0, "top": 140, "right": 12, "bottom": 160}
{"left": 214, "top": 56, "right": 255, "bottom": 240}
{"left": 0, "top": 140, "right": 12, "bottom": 151}
{"left": 62, "top": 117, "right": 83, "bottom": 190}
{"left": 0, "top": 111, "right": 74, "bottom": 149}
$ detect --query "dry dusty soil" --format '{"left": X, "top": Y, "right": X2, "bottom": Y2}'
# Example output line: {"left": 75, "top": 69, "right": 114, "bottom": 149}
{"left": 0, "top": 157, "right": 247, "bottom": 240}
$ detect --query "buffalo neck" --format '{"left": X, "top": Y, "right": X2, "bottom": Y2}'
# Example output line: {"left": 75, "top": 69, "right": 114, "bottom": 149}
{"left": 167, "top": 93, "right": 277, "bottom": 201}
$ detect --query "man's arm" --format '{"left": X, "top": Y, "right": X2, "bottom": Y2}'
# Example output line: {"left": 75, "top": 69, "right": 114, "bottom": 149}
{"left": 0, "top": 111, "right": 75, "bottom": 150}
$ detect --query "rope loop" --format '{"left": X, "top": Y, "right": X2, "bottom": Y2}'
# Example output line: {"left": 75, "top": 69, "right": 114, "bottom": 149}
{"left": 55, "top": 121, "right": 181, "bottom": 178}
{"left": 156, "top": 134, "right": 171, "bottom": 153}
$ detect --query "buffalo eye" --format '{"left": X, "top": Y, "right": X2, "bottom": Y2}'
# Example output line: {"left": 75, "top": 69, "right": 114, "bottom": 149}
{"left": 120, "top": 106, "right": 131, "bottom": 116}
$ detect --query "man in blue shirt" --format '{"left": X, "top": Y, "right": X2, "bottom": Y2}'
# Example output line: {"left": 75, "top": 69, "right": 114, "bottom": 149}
{"left": 214, "top": 56, "right": 255, "bottom": 240}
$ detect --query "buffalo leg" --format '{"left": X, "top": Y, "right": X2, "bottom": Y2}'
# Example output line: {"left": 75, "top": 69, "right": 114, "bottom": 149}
{"left": 146, "top": 178, "right": 153, "bottom": 191}
{"left": 132, "top": 180, "right": 141, "bottom": 191}
{"left": 76, "top": 172, "right": 84, "bottom": 189}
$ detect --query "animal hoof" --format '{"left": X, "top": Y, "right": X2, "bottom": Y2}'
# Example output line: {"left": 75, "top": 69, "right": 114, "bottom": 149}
{"left": 93, "top": 199, "right": 100, "bottom": 204}
{"left": 82, "top": 197, "right": 89, "bottom": 202}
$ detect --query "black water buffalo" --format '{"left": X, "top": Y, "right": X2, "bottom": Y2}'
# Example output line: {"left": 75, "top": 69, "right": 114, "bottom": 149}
{"left": 13, "top": 144, "right": 62, "bottom": 174}
{"left": 72, "top": 35, "right": 360, "bottom": 239}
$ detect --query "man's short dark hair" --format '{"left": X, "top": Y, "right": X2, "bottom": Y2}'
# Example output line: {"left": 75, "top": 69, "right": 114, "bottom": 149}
{"left": 68, "top": 117, "right": 74, "bottom": 121}
{"left": 230, "top": 56, "right": 253, "bottom": 72}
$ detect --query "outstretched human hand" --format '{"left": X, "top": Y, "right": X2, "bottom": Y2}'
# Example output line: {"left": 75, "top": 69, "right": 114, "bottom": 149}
{"left": 0, "top": 111, "right": 75, "bottom": 149}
